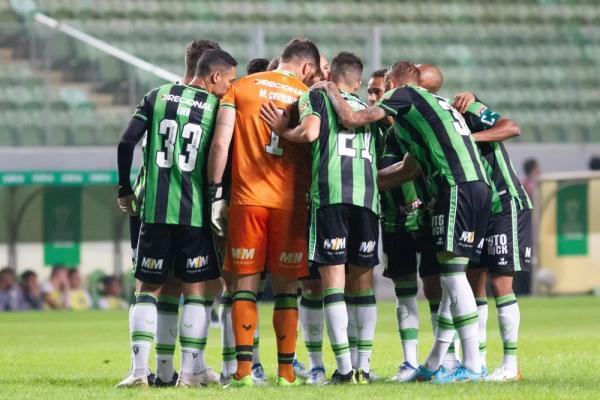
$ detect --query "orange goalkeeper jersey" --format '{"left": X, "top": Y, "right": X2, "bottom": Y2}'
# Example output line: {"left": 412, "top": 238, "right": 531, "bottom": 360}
{"left": 220, "top": 70, "right": 310, "bottom": 211}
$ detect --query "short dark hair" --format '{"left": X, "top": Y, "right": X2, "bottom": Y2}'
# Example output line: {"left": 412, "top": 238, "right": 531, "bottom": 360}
{"left": 246, "top": 58, "right": 269, "bottom": 75}
{"left": 68, "top": 268, "right": 79, "bottom": 278}
{"left": 0, "top": 267, "right": 15, "bottom": 276}
{"left": 102, "top": 275, "right": 118, "bottom": 287}
{"left": 589, "top": 156, "right": 600, "bottom": 171}
{"left": 280, "top": 38, "right": 320, "bottom": 67}
{"left": 387, "top": 61, "right": 420, "bottom": 84}
{"left": 267, "top": 57, "right": 280, "bottom": 71}
{"left": 20, "top": 270, "right": 36, "bottom": 281}
{"left": 523, "top": 158, "right": 539, "bottom": 175}
{"left": 330, "top": 51, "right": 363, "bottom": 85}
{"left": 195, "top": 49, "right": 238, "bottom": 77}
{"left": 185, "top": 40, "right": 221, "bottom": 76}
{"left": 371, "top": 69, "right": 387, "bottom": 79}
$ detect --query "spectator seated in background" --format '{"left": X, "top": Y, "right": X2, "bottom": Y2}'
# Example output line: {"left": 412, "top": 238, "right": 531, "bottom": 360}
{"left": 521, "top": 158, "right": 541, "bottom": 202}
{"left": 0, "top": 267, "right": 19, "bottom": 311}
{"left": 42, "top": 266, "right": 69, "bottom": 310}
{"left": 589, "top": 156, "right": 600, "bottom": 171}
{"left": 66, "top": 269, "right": 92, "bottom": 311}
{"left": 17, "top": 270, "right": 43, "bottom": 311}
{"left": 98, "top": 276, "right": 128, "bottom": 310}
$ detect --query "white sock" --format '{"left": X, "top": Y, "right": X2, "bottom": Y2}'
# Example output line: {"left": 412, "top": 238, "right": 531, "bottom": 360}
{"left": 425, "top": 294, "right": 454, "bottom": 371}
{"left": 354, "top": 288, "right": 377, "bottom": 373}
{"left": 476, "top": 297, "right": 488, "bottom": 369}
{"left": 346, "top": 298, "right": 358, "bottom": 368}
{"left": 179, "top": 296, "right": 213, "bottom": 376}
{"left": 395, "top": 277, "right": 419, "bottom": 367}
{"left": 155, "top": 295, "right": 179, "bottom": 382}
{"left": 323, "top": 288, "right": 352, "bottom": 375}
{"left": 219, "top": 292, "right": 236, "bottom": 376}
{"left": 440, "top": 272, "right": 480, "bottom": 373}
{"left": 130, "top": 293, "right": 157, "bottom": 378}
{"left": 496, "top": 293, "right": 520, "bottom": 372}
{"left": 299, "top": 293, "right": 324, "bottom": 370}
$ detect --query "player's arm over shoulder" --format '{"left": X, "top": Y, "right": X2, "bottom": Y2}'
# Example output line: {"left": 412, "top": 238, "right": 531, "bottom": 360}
{"left": 464, "top": 101, "right": 521, "bottom": 142}
{"left": 319, "top": 81, "right": 386, "bottom": 128}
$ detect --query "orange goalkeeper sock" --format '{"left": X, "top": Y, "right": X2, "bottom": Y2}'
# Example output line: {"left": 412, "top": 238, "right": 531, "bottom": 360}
{"left": 232, "top": 291, "right": 257, "bottom": 380}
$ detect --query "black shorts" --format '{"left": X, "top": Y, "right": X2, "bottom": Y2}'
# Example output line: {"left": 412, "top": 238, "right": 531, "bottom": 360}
{"left": 134, "top": 222, "right": 220, "bottom": 284}
{"left": 431, "top": 181, "right": 492, "bottom": 262}
{"left": 130, "top": 216, "right": 141, "bottom": 250}
{"left": 413, "top": 233, "right": 441, "bottom": 278}
{"left": 309, "top": 204, "right": 379, "bottom": 268}
{"left": 475, "top": 199, "right": 532, "bottom": 273}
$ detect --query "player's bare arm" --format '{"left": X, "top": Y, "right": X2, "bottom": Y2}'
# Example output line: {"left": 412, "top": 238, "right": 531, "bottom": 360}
{"left": 452, "top": 91, "right": 476, "bottom": 114}
{"left": 116, "top": 117, "right": 146, "bottom": 215}
{"left": 377, "top": 153, "right": 422, "bottom": 191}
{"left": 314, "top": 81, "right": 387, "bottom": 128}
{"left": 260, "top": 101, "right": 320, "bottom": 143}
{"left": 207, "top": 106, "right": 236, "bottom": 237}
{"left": 472, "top": 117, "right": 521, "bottom": 142}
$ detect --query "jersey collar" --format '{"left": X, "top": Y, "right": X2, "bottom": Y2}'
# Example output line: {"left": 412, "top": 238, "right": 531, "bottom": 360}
{"left": 274, "top": 68, "right": 297, "bottom": 78}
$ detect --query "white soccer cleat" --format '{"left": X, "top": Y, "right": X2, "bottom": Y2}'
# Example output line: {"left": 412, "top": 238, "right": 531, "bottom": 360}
{"left": 115, "top": 374, "right": 149, "bottom": 388}
{"left": 486, "top": 366, "right": 522, "bottom": 382}
{"left": 306, "top": 367, "right": 327, "bottom": 385}
{"left": 176, "top": 368, "right": 220, "bottom": 388}
{"left": 390, "top": 361, "right": 418, "bottom": 382}
{"left": 197, "top": 367, "right": 221, "bottom": 385}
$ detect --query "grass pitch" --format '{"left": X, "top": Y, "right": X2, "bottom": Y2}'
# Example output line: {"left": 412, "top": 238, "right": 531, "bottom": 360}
{"left": 1, "top": 296, "right": 599, "bottom": 399}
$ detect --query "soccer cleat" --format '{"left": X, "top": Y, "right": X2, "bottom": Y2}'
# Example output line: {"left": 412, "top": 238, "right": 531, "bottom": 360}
{"left": 154, "top": 372, "right": 178, "bottom": 387}
{"left": 116, "top": 374, "right": 149, "bottom": 388}
{"left": 306, "top": 367, "right": 327, "bottom": 385}
{"left": 293, "top": 358, "right": 309, "bottom": 379}
{"left": 147, "top": 371, "right": 156, "bottom": 386}
{"left": 276, "top": 376, "right": 303, "bottom": 386}
{"left": 197, "top": 368, "right": 220, "bottom": 385}
{"left": 432, "top": 365, "right": 484, "bottom": 384}
{"left": 481, "top": 366, "right": 489, "bottom": 379}
{"left": 390, "top": 361, "right": 418, "bottom": 382}
{"left": 367, "top": 369, "right": 380, "bottom": 383}
{"left": 219, "top": 372, "right": 233, "bottom": 386}
{"left": 223, "top": 374, "right": 255, "bottom": 388}
{"left": 355, "top": 369, "right": 370, "bottom": 384}
{"left": 176, "top": 368, "right": 220, "bottom": 388}
{"left": 251, "top": 363, "right": 268, "bottom": 386}
{"left": 486, "top": 366, "right": 522, "bottom": 382}
{"left": 413, "top": 365, "right": 439, "bottom": 382}
{"left": 327, "top": 369, "right": 357, "bottom": 384}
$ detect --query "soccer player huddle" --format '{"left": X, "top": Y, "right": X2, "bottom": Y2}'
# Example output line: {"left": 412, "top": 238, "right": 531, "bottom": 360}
{"left": 116, "top": 37, "right": 531, "bottom": 388}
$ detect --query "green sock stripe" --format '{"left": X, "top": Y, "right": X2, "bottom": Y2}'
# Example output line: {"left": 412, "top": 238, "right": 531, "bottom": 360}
{"left": 300, "top": 295, "right": 323, "bottom": 309}
{"left": 353, "top": 288, "right": 375, "bottom": 297}
{"left": 503, "top": 341, "right": 518, "bottom": 355}
{"left": 303, "top": 293, "right": 324, "bottom": 301}
{"left": 233, "top": 291, "right": 257, "bottom": 303}
{"left": 135, "top": 293, "right": 157, "bottom": 305}
{"left": 357, "top": 339, "right": 373, "bottom": 349}
{"left": 157, "top": 302, "right": 179, "bottom": 314}
{"left": 437, "top": 316, "right": 454, "bottom": 330}
{"left": 437, "top": 255, "right": 469, "bottom": 264}
{"left": 180, "top": 336, "right": 208, "bottom": 349}
{"left": 155, "top": 343, "right": 176, "bottom": 354}
{"left": 157, "top": 295, "right": 180, "bottom": 305}
{"left": 132, "top": 331, "right": 155, "bottom": 342}
{"left": 274, "top": 294, "right": 298, "bottom": 310}
{"left": 439, "top": 263, "right": 468, "bottom": 274}
{"left": 496, "top": 293, "right": 517, "bottom": 307}
{"left": 476, "top": 297, "right": 488, "bottom": 306}
{"left": 453, "top": 312, "right": 479, "bottom": 329}
{"left": 348, "top": 336, "right": 357, "bottom": 345}
{"left": 323, "top": 287, "right": 344, "bottom": 296}
{"left": 479, "top": 342, "right": 487, "bottom": 351}
{"left": 400, "top": 328, "right": 419, "bottom": 340}
{"left": 305, "top": 341, "right": 323, "bottom": 351}
{"left": 394, "top": 278, "right": 418, "bottom": 289}
{"left": 222, "top": 354, "right": 236, "bottom": 361}
{"left": 331, "top": 342, "right": 350, "bottom": 355}
{"left": 220, "top": 293, "right": 233, "bottom": 306}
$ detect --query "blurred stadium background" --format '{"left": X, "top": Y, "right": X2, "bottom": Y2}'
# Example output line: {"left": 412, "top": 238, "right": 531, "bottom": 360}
{"left": 0, "top": 0, "right": 599, "bottom": 307}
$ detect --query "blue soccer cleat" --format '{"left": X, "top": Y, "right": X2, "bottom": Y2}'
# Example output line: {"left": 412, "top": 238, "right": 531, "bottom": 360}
{"left": 432, "top": 365, "right": 484, "bottom": 384}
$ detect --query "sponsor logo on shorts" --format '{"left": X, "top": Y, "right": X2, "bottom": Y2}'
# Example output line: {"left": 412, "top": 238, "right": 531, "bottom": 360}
{"left": 279, "top": 252, "right": 303, "bottom": 265}
{"left": 486, "top": 234, "right": 508, "bottom": 255}
{"left": 186, "top": 256, "right": 209, "bottom": 270}
{"left": 323, "top": 238, "right": 346, "bottom": 251}
{"left": 431, "top": 215, "right": 444, "bottom": 236}
{"left": 231, "top": 248, "right": 255, "bottom": 260}
{"left": 459, "top": 231, "right": 475, "bottom": 244}
{"left": 498, "top": 257, "right": 508, "bottom": 266}
{"left": 358, "top": 240, "right": 376, "bottom": 254}
{"left": 525, "top": 247, "right": 532, "bottom": 261}
{"left": 141, "top": 257, "right": 163, "bottom": 271}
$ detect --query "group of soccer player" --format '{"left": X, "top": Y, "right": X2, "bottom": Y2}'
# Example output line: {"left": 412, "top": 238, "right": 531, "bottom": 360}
{"left": 116, "top": 36, "right": 531, "bottom": 388}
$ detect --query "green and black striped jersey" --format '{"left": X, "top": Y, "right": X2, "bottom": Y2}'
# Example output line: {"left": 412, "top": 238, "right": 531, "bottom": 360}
{"left": 299, "top": 89, "right": 379, "bottom": 214}
{"left": 377, "top": 124, "right": 427, "bottom": 233}
{"left": 463, "top": 101, "right": 533, "bottom": 210}
{"left": 376, "top": 85, "right": 489, "bottom": 189}
{"left": 132, "top": 83, "right": 219, "bottom": 227}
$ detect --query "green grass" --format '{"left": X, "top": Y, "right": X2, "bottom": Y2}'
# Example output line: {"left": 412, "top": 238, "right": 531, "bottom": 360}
{"left": 1, "top": 296, "right": 600, "bottom": 399}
